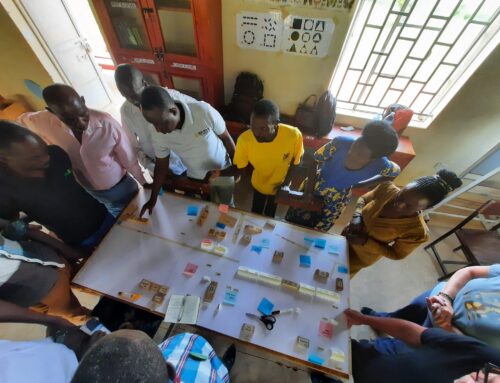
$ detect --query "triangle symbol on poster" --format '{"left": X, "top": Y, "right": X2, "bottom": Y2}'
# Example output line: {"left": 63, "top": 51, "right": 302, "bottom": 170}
{"left": 300, "top": 44, "right": 308, "bottom": 54}
{"left": 289, "top": 43, "right": 297, "bottom": 52}
{"left": 310, "top": 45, "right": 318, "bottom": 55}
{"left": 315, "top": 20, "right": 325, "bottom": 32}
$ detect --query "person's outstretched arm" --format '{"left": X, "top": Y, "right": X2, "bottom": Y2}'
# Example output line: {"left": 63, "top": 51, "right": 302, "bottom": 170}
{"left": 140, "top": 156, "right": 170, "bottom": 217}
{"left": 0, "top": 299, "right": 73, "bottom": 328}
{"left": 345, "top": 308, "right": 425, "bottom": 346}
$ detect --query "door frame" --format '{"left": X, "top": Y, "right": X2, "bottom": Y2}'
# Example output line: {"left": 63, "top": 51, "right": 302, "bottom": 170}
{"left": 1, "top": 0, "right": 112, "bottom": 103}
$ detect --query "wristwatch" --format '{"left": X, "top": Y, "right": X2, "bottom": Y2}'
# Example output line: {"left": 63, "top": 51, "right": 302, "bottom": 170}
{"left": 2, "top": 219, "right": 28, "bottom": 241}
{"left": 438, "top": 291, "right": 454, "bottom": 304}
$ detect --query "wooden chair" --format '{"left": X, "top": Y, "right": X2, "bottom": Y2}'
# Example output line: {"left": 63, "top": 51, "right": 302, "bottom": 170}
{"left": 425, "top": 200, "right": 500, "bottom": 281}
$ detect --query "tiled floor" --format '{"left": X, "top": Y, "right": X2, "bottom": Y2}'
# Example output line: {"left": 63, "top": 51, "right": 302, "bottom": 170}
{"left": 0, "top": 177, "right": 464, "bottom": 382}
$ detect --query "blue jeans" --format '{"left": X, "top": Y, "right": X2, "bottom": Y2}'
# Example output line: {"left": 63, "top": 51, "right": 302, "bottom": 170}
{"left": 88, "top": 174, "right": 139, "bottom": 217}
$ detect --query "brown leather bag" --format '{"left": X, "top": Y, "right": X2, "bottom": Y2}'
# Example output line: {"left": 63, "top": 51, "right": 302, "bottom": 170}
{"left": 294, "top": 94, "right": 317, "bottom": 134}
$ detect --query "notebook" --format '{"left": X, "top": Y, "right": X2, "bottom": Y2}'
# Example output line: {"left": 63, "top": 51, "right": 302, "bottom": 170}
{"left": 164, "top": 295, "right": 201, "bottom": 324}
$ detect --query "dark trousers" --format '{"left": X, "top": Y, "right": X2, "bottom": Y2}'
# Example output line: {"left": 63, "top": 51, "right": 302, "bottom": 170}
{"left": 251, "top": 189, "right": 277, "bottom": 218}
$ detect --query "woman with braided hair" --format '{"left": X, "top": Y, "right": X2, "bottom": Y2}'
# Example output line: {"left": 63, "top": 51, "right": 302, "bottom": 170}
{"left": 343, "top": 169, "right": 462, "bottom": 277}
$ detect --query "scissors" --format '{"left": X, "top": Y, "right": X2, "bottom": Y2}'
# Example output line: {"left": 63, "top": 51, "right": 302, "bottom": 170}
{"left": 245, "top": 312, "right": 276, "bottom": 330}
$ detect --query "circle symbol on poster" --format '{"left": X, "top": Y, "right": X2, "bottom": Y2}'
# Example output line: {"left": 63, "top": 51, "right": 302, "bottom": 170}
{"left": 304, "top": 19, "right": 314, "bottom": 31}
{"left": 291, "top": 31, "right": 300, "bottom": 41}
{"left": 243, "top": 30, "right": 255, "bottom": 45}
{"left": 302, "top": 32, "right": 311, "bottom": 43}
{"left": 312, "top": 33, "right": 322, "bottom": 43}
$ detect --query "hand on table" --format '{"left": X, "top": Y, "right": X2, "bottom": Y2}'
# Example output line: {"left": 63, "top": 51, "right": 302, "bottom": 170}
{"left": 344, "top": 308, "right": 368, "bottom": 328}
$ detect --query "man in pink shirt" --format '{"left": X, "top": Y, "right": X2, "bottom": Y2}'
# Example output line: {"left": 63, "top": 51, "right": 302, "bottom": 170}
{"left": 36, "top": 84, "right": 146, "bottom": 217}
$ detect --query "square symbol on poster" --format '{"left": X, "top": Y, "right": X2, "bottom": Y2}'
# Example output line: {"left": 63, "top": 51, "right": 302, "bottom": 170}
{"left": 223, "top": 286, "right": 239, "bottom": 306}
{"left": 327, "top": 244, "right": 339, "bottom": 255}
{"left": 251, "top": 245, "right": 263, "bottom": 254}
{"left": 183, "top": 262, "right": 198, "bottom": 277}
{"left": 299, "top": 254, "right": 312, "bottom": 267}
{"left": 304, "top": 237, "right": 314, "bottom": 246}
{"left": 257, "top": 297, "right": 274, "bottom": 315}
{"left": 187, "top": 206, "right": 199, "bottom": 216}
{"left": 308, "top": 354, "right": 324, "bottom": 366}
{"left": 260, "top": 238, "right": 270, "bottom": 248}
{"left": 314, "top": 238, "right": 326, "bottom": 249}
{"left": 338, "top": 265, "right": 348, "bottom": 274}
{"left": 319, "top": 318, "right": 334, "bottom": 338}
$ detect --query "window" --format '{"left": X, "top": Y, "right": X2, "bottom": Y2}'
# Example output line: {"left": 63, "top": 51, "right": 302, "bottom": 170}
{"left": 329, "top": 0, "right": 500, "bottom": 128}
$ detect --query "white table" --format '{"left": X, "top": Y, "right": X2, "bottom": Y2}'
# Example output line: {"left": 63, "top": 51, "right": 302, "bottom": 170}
{"left": 73, "top": 190, "right": 351, "bottom": 380}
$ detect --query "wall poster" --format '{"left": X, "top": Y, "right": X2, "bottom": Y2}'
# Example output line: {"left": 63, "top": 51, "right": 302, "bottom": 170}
{"left": 236, "top": 11, "right": 283, "bottom": 52}
{"left": 282, "top": 15, "right": 335, "bottom": 57}
{"left": 244, "top": 0, "right": 354, "bottom": 12}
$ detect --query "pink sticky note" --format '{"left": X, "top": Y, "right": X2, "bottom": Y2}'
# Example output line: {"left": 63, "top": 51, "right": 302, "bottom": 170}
{"left": 218, "top": 204, "right": 229, "bottom": 214}
{"left": 183, "top": 262, "right": 198, "bottom": 277}
{"left": 319, "top": 319, "right": 334, "bottom": 338}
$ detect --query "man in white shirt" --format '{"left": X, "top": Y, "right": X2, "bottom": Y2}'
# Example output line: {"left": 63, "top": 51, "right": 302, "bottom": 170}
{"left": 139, "top": 86, "right": 236, "bottom": 216}
{"left": 114, "top": 64, "right": 192, "bottom": 176}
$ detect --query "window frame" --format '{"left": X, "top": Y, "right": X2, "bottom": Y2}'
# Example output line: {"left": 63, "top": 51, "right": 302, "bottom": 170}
{"left": 329, "top": 0, "right": 500, "bottom": 129}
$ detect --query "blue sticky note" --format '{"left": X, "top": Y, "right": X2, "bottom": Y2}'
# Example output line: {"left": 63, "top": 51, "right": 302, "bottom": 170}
{"left": 327, "top": 244, "right": 339, "bottom": 255}
{"left": 314, "top": 238, "right": 326, "bottom": 249}
{"left": 300, "top": 254, "right": 312, "bottom": 267}
{"left": 223, "top": 289, "right": 238, "bottom": 306}
{"left": 257, "top": 298, "right": 274, "bottom": 315}
{"left": 308, "top": 355, "right": 324, "bottom": 365}
{"left": 304, "top": 237, "right": 314, "bottom": 246}
{"left": 215, "top": 222, "right": 226, "bottom": 229}
{"left": 187, "top": 206, "right": 199, "bottom": 216}
{"left": 338, "top": 265, "right": 348, "bottom": 274}
{"left": 158, "top": 187, "right": 164, "bottom": 196}
{"left": 260, "top": 238, "right": 270, "bottom": 248}
{"left": 251, "top": 245, "right": 263, "bottom": 254}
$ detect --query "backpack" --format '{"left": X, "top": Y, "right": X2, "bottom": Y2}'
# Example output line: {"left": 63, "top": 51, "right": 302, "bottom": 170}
{"left": 223, "top": 72, "right": 264, "bottom": 124}
{"left": 313, "top": 90, "right": 336, "bottom": 138}
{"left": 382, "top": 103, "right": 413, "bottom": 135}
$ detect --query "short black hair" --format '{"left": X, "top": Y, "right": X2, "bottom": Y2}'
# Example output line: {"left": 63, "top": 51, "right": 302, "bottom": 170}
{"left": 0, "top": 120, "right": 39, "bottom": 152}
{"left": 252, "top": 99, "right": 280, "bottom": 122}
{"left": 115, "top": 63, "right": 143, "bottom": 83}
{"left": 42, "top": 83, "right": 78, "bottom": 106}
{"left": 412, "top": 169, "right": 462, "bottom": 207}
{"left": 71, "top": 331, "right": 168, "bottom": 383}
{"left": 140, "top": 86, "right": 175, "bottom": 111}
{"left": 361, "top": 120, "right": 399, "bottom": 158}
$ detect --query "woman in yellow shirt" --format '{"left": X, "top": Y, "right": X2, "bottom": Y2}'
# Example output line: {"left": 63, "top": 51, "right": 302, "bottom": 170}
{"left": 344, "top": 169, "right": 462, "bottom": 277}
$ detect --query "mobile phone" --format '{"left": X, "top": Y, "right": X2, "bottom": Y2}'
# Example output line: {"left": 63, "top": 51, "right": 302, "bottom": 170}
{"left": 80, "top": 318, "right": 111, "bottom": 336}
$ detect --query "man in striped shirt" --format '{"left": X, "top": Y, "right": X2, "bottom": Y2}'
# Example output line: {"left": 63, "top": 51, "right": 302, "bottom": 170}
{"left": 72, "top": 330, "right": 231, "bottom": 383}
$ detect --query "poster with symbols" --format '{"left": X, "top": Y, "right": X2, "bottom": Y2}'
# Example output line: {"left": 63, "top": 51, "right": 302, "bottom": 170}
{"left": 236, "top": 11, "right": 283, "bottom": 52}
{"left": 282, "top": 15, "right": 335, "bottom": 57}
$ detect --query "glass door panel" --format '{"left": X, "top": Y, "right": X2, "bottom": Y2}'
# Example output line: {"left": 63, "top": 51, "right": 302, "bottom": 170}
{"left": 104, "top": 0, "right": 150, "bottom": 50}
{"left": 155, "top": 0, "right": 197, "bottom": 56}
{"left": 171, "top": 76, "right": 202, "bottom": 100}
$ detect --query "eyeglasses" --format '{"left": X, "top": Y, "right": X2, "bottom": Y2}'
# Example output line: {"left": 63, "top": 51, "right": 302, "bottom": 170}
{"left": 475, "top": 362, "right": 500, "bottom": 382}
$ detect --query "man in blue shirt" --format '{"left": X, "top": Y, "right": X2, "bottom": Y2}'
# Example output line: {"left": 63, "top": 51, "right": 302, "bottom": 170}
{"left": 362, "top": 265, "right": 500, "bottom": 349}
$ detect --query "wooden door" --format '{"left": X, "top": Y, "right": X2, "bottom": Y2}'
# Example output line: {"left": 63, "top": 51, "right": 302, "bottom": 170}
{"left": 92, "top": 0, "right": 224, "bottom": 107}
